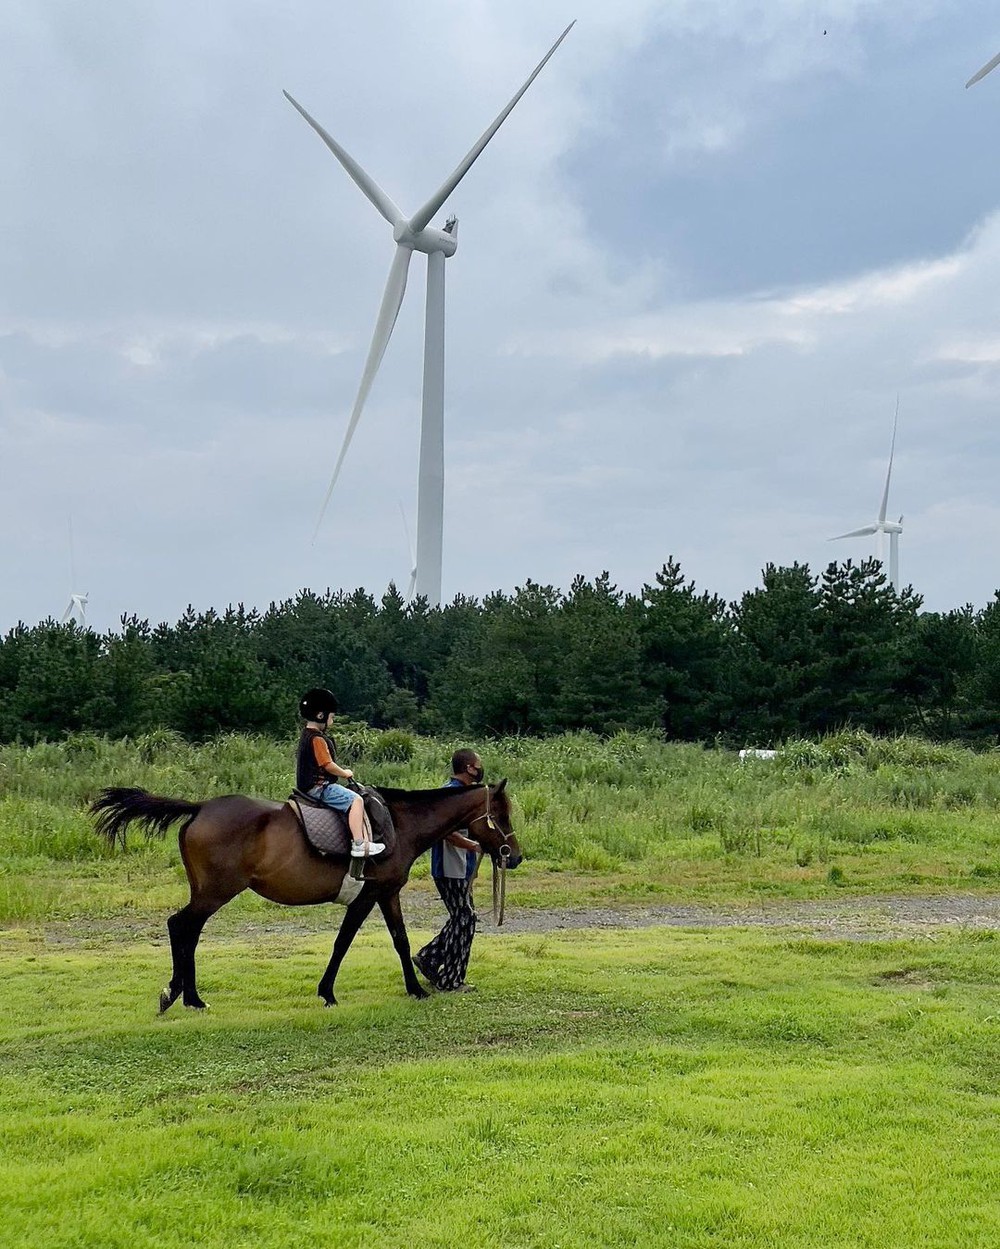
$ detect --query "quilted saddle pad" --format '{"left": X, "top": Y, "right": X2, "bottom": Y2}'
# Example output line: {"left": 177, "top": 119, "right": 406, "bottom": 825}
{"left": 289, "top": 786, "right": 396, "bottom": 858}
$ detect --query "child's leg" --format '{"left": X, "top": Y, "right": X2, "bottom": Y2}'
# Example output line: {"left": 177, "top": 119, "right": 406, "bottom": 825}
{"left": 348, "top": 796, "right": 365, "bottom": 844}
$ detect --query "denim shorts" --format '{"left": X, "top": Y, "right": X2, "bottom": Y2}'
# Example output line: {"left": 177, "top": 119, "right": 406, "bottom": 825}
{"left": 309, "top": 782, "right": 358, "bottom": 812}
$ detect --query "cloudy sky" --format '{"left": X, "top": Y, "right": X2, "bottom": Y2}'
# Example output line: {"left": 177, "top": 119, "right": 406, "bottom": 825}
{"left": 3, "top": 0, "right": 1000, "bottom": 631}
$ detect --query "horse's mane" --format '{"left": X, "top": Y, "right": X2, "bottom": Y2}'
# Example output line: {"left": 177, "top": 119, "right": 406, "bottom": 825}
{"left": 374, "top": 783, "right": 485, "bottom": 805}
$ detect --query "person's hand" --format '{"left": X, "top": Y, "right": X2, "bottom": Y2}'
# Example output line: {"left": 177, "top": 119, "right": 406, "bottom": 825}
{"left": 341, "top": 768, "right": 354, "bottom": 779}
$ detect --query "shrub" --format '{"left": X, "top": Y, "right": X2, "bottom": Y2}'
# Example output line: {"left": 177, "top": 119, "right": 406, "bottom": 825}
{"left": 367, "top": 730, "right": 416, "bottom": 764}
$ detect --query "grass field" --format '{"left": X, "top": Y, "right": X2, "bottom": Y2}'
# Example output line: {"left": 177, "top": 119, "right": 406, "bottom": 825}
{"left": 3, "top": 728, "right": 1000, "bottom": 926}
{"left": 2, "top": 925, "right": 999, "bottom": 1247}
{"left": 2, "top": 729, "right": 1000, "bottom": 1245}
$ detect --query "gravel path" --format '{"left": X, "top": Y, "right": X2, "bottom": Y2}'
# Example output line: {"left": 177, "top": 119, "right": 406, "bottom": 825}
{"left": 469, "top": 893, "right": 1000, "bottom": 942}
{"left": 35, "top": 891, "right": 1000, "bottom": 947}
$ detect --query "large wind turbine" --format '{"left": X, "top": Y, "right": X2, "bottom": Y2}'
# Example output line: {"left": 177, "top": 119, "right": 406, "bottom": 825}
{"left": 829, "top": 399, "right": 904, "bottom": 592}
{"left": 285, "top": 22, "right": 575, "bottom": 605}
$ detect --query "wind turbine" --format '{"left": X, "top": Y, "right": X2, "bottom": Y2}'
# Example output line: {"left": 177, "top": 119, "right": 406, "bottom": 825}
{"left": 62, "top": 593, "right": 89, "bottom": 627}
{"left": 61, "top": 518, "right": 89, "bottom": 626}
{"left": 285, "top": 21, "right": 575, "bottom": 606}
{"left": 829, "top": 399, "right": 904, "bottom": 592}
{"left": 967, "top": 51, "right": 1000, "bottom": 87}
{"left": 398, "top": 502, "right": 418, "bottom": 605}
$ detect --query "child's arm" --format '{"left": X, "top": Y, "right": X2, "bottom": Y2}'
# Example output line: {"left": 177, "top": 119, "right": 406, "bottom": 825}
{"left": 313, "top": 736, "right": 354, "bottom": 780}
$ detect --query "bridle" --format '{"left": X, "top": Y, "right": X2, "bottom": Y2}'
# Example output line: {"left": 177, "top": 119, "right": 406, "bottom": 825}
{"left": 467, "top": 786, "right": 513, "bottom": 925}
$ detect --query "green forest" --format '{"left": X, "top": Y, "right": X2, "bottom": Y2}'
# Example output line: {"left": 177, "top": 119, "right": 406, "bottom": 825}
{"left": 2, "top": 556, "right": 997, "bottom": 745}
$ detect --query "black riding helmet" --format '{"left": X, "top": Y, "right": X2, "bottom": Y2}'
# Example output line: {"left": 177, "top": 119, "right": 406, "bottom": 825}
{"left": 299, "top": 687, "right": 338, "bottom": 722}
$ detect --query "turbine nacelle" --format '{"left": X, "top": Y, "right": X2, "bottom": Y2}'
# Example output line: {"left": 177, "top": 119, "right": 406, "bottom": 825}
{"left": 393, "top": 220, "right": 458, "bottom": 257}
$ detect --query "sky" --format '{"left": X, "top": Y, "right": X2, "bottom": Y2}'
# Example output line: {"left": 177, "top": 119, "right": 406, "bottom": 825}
{"left": 3, "top": 0, "right": 1000, "bottom": 632}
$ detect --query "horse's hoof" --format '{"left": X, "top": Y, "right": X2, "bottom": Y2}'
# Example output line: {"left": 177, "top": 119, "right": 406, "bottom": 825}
{"left": 323, "top": 999, "right": 338, "bottom": 1009}
{"left": 158, "top": 987, "right": 175, "bottom": 1014}
{"left": 184, "top": 1000, "right": 208, "bottom": 1010}
{"left": 410, "top": 986, "right": 430, "bottom": 1000}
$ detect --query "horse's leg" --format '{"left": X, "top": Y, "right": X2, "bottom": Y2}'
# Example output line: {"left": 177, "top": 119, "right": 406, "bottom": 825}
{"left": 317, "top": 888, "right": 379, "bottom": 1006}
{"left": 161, "top": 905, "right": 192, "bottom": 1012}
{"left": 160, "top": 890, "right": 241, "bottom": 1012}
{"left": 378, "top": 892, "right": 429, "bottom": 1000}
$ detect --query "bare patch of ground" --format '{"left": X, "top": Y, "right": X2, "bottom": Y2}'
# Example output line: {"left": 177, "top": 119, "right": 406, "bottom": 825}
{"left": 474, "top": 893, "right": 1000, "bottom": 941}
{"left": 31, "top": 891, "right": 1000, "bottom": 948}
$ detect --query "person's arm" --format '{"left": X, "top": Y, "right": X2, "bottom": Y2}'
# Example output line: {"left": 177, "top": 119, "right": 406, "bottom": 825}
{"left": 445, "top": 831, "right": 479, "bottom": 853}
{"left": 313, "top": 736, "right": 353, "bottom": 780}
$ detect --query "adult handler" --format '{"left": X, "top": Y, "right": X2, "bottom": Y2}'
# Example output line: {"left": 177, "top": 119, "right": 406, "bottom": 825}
{"left": 413, "top": 748, "right": 484, "bottom": 992}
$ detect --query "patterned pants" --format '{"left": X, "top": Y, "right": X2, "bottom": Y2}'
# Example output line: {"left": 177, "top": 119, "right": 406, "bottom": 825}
{"left": 416, "top": 877, "right": 477, "bottom": 990}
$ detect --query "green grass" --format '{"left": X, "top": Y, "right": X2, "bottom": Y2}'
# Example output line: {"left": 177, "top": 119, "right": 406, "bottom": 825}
{"left": 2, "top": 728, "right": 1000, "bottom": 923}
{"left": 4, "top": 729, "right": 998, "bottom": 1244}
{"left": 1, "top": 924, "right": 999, "bottom": 1247}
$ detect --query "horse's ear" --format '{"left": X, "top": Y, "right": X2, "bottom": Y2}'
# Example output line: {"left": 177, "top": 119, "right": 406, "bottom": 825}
{"left": 495, "top": 777, "right": 507, "bottom": 794}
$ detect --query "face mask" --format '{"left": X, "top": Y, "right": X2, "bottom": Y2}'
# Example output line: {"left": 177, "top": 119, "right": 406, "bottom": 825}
{"left": 469, "top": 766, "right": 484, "bottom": 783}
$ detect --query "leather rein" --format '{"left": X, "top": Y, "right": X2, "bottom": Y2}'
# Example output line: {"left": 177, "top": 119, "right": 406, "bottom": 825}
{"left": 467, "top": 786, "right": 513, "bottom": 926}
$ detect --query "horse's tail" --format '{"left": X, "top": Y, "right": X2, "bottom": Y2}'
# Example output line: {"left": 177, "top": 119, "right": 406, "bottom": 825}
{"left": 90, "top": 787, "right": 202, "bottom": 850}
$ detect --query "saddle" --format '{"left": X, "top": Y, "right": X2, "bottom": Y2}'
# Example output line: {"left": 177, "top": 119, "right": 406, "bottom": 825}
{"left": 287, "top": 784, "right": 396, "bottom": 859}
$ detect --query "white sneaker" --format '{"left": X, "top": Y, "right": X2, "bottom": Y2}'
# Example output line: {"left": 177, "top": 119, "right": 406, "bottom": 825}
{"left": 350, "top": 840, "right": 386, "bottom": 858}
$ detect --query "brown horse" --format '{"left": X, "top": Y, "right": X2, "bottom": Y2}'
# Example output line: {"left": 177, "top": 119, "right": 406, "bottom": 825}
{"left": 91, "top": 781, "right": 521, "bottom": 1012}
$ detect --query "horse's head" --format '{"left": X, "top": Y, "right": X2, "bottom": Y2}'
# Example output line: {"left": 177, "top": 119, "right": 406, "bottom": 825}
{"left": 467, "top": 779, "right": 522, "bottom": 869}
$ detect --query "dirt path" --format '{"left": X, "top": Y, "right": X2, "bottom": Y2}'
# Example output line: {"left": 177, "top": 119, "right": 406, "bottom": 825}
{"left": 473, "top": 893, "right": 1000, "bottom": 941}
{"left": 35, "top": 891, "right": 1000, "bottom": 947}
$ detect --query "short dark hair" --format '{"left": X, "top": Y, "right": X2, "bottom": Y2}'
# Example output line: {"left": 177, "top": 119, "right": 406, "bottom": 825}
{"left": 451, "top": 748, "right": 480, "bottom": 775}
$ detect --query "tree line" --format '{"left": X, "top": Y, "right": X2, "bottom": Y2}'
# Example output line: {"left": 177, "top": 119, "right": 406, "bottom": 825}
{"left": 1, "top": 557, "right": 997, "bottom": 745}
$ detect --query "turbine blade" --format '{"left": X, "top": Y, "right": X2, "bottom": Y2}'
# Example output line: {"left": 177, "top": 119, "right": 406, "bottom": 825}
{"left": 61, "top": 600, "right": 74, "bottom": 624}
{"left": 967, "top": 50, "right": 1000, "bottom": 88}
{"left": 408, "top": 21, "right": 575, "bottom": 233}
{"left": 283, "top": 91, "right": 405, "bottom": 229}
{"left": 878, "top": 395, "right": 898, "bottom": 525}
{"left": 829, "top": 526, "right": 878, "bottom": 541}
{"left": 313, "top": 245, "right": 413, "bottom": 538}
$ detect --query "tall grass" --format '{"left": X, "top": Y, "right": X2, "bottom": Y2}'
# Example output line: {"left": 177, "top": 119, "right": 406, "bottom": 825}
{"left": 2, "top": 728, "right": 1000, "bottom": 924}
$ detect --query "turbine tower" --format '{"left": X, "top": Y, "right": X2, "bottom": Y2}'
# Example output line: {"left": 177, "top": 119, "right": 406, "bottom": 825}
{"left": 829, "top": 399, "right": 904, "bottom": 592}
{"left": 285, "top": 22, "right": 575, "bottom": 605}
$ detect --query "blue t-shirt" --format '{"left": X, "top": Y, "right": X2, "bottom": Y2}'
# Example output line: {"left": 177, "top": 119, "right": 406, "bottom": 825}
{"left": 430, "top": 778, "right": 477, "bottom": 880}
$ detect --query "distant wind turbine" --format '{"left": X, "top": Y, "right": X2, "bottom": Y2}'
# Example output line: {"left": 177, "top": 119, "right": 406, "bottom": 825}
{"left": 829, "top": 398, "right": 904, "bottom": 593}
{"left": 62, "top": 518, "right": 89, "bottom": 626}
{"left": 285, "top": 21, "right": 575, "bottom": 606}
{"left": 398, "top": 501, "right": 417, "bottom": 604}
{"left": 62, "top": 592, "right": 89, "bottom": 627}
{"left": 967, "top": 50, "right": 1000, "bottom": 88}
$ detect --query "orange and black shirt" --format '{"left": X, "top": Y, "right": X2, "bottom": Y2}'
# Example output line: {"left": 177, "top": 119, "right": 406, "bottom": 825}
{"left": 296, "top": 727, "right": 339, "bottom": 792}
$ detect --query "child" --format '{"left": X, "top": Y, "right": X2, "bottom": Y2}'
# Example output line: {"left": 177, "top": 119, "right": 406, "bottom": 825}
{"left": 296, "top": 687, "right": 385, "bottom": 858}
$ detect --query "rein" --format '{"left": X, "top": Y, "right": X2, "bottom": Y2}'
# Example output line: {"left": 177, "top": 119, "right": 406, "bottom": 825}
{"left": 467, "top": 787, "right": 512, "bottom": 927}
